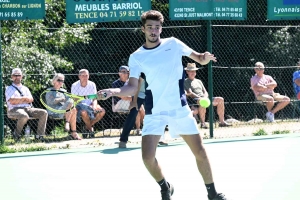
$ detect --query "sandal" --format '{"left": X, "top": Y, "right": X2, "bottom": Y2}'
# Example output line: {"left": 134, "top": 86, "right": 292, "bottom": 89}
{"left": 69, "top": 130, "right": 82, "bottom": 140}
{"left": 64, "top": 121, "right": 70, "bottom": 132}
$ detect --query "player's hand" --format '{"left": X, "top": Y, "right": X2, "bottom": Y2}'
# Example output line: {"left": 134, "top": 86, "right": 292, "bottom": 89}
{"left": 203, "top": 51, "right": 217, "bottom": 63}
{"left": 97, "top": 88, "right": 118, "bottom": 100}
{"left": 129, "top": 101, "right": 138, "bottom": 110}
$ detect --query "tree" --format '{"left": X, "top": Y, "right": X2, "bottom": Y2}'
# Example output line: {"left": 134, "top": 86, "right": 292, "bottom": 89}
{"left": 1, "top": 0, "right": 95, "bottom": 92}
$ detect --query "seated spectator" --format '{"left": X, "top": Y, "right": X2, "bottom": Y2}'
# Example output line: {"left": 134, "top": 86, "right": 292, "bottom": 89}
{"left": 293, "top": 59, "right": 300, "bottom": 98}
{"left": 71, "top": 69, "right": 105, "bottom": 137}
{"left": 251, "top": 62, "right": 290, "bottom": 122}
{"left": 5, "top": 68, "right": 48, "bottom": 141}
{"left": 112, "top": 66, "right": 132, "bottom": 112}
{"left": 184, "top": 63, "right": 231, "bottom": 128}
{"left": 46, "top": 73, "right": 81, "bottom": 140}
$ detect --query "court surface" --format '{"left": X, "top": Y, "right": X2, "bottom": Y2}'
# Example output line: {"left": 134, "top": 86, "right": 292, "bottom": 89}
{"left": 1, "top": 133, "right": 300, "bottom": 200}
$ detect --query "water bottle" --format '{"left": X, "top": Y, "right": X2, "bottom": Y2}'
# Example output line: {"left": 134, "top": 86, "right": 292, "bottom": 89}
{"left": 25, "top": 125, "right": 31, "bottom": 144}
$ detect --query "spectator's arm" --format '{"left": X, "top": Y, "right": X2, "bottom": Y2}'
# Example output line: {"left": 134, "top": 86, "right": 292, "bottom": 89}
{"left": 265, "top": 78, "right": 277, "bottom": 89}
{"left": 294, "top": 78, "right": 300, "bottom": 86}
{"left": 9, "top": 96, "right": 33, "bottom": 105}
{"left": 186, "top": 88, "right": 200, "bottom": 98}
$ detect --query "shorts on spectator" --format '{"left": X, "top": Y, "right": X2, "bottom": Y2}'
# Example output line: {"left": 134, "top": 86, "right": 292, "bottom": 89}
{"left": 256, "top": 93, "right": 286, "bottom": 101}
{"left": 142, "top": 105, "right": 199, "bottom": 138}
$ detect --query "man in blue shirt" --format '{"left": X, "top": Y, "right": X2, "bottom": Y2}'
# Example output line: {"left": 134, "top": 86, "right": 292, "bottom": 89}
{"left": 293, "top": 60, "right": 300, "bottom": 98}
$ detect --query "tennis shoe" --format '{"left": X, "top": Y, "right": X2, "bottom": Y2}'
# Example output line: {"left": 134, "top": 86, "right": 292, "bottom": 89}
{"left": 266, "top": 111, "right": 275, "bottom": 122}
{"left": 208, "top": 193, "right": 227, "bottom": 200}
{"left": 161, "top": 183, "right": 174, "bottom": 200}
{"left": 119, "top": 141, "right": 127, "bottom": 148}
{"left": 12, "top": 130, "right": 20, "bottom": 142}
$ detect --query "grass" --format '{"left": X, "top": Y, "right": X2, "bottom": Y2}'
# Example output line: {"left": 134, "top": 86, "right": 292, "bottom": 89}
{"left": 272, "top": 130, "right": 291, "bottom": 135}
{"left": 253, "top": 128, "right": 268, "bottom": 136}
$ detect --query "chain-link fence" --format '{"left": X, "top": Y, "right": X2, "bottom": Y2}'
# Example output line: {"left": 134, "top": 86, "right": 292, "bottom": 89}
{"left": 1, "top": 1, "right": 300, "bottom": 146}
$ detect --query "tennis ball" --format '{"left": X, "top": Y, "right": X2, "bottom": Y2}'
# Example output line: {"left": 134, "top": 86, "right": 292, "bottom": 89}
{"left": 199, "top": 98, "right": 211, "bottom": 108}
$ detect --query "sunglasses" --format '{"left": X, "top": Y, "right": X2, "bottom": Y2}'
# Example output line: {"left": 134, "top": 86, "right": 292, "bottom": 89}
{"left": 119, "top": 71, "right": 128, "bottom": 74}
{"left": 57, "top": 79, "right": 64, "bottom": 83}
{"left": 13, "top": 74, "right": 22, "bottom": 77}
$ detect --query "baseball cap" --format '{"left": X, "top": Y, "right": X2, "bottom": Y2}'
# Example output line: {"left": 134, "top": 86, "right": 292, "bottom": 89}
{"left": 254, "top": 62, "right": 265, "bottom": 69}
{"left": 119, "top": 66, "right": 129, "bottom": 72}
{"left": 11, "top": 68, "right": 22, "bottom": 75}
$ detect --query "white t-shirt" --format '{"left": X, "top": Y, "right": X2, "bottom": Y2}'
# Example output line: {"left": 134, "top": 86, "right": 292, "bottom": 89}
{"left": 71, "top": 80, "right": 97, "bottom": 105}
{"left": 5, "top": 84, "right": 33, "bottom": 111}
{"left": 129, "top": 37, "right": 193, "bottom": 114}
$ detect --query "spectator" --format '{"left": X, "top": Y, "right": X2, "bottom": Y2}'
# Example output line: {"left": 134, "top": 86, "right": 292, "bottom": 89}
{"left": 184, "top": 63, "right": 231, "bottom": 128}
{"left": 5, "top": 68, "right": 48, "bottom": 141}
{"left": 71, "top": 69, "right": 105, "bottom": 137}
{"left": 119, "top": 77, "right": 145, "bottom": 148}
{"left": 111, "top": 66, "right": 132, "bottom": 111}
{"left": 293, "top": 59, "right": 300, "bottom": 98}
{"left": 251, "top": 62, "right": 290, "bottom": 122}
{"left": 46, "top": 73, "right": 81, "bottom": 140}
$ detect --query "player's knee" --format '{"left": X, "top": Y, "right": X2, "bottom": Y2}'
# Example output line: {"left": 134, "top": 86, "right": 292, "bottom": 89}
{"left": 142, "top": 152, "right": 155, "bottom": 164}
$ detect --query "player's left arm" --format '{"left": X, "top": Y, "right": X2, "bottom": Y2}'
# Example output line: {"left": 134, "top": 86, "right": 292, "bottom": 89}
{"left": 189, "top": 51, "right": 217, "bottom": 65}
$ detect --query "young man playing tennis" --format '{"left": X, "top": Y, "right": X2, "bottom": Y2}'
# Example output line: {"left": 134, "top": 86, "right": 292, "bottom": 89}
{"left": 99, "top": 10, "right": 227, "bottom": 200}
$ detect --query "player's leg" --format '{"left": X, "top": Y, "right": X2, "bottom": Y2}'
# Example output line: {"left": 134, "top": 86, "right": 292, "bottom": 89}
{"left": 173, "top": 106, "right": 227, "bottom": 200}
{"left": 181, "top": 134, "right": 213, "bottom": 183}
{"left": 141, "top": 135, "right": 163, "bottom": 181}
{"left": 142, "top": 115, "right": 173, "bottom": 199}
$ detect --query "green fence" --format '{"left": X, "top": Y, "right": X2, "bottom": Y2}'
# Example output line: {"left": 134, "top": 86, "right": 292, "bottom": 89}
{"left": 1, "top": 1, "right": 300, "bottom": 146}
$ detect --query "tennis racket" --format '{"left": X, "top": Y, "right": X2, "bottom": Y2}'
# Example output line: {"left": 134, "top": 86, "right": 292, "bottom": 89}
{"left": 40, "top": 89, "right": 106, "bottom": 114}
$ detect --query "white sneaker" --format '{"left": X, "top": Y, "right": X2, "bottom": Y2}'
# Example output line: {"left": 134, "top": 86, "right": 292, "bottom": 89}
{"left": 266, "top": 112, "right": 275, "bottom": 122}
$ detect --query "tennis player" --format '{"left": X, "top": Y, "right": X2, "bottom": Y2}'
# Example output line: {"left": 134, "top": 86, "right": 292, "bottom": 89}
{"left": 99, "top": 10, "right": 227, "bottom": 200}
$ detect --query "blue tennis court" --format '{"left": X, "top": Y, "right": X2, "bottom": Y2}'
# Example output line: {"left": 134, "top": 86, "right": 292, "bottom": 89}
{"left": 1, "top": 133, "right": 300, "bottom": 200}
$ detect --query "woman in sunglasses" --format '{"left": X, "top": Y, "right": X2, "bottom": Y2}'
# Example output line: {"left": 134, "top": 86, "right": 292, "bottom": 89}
{"left": 46, "top": 73, "right": 81, "bottom": 140}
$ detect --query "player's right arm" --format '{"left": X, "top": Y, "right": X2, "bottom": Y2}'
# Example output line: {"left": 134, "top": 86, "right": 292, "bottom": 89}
{"left": 98, "top": 77, "right": 139, "bottom": 100}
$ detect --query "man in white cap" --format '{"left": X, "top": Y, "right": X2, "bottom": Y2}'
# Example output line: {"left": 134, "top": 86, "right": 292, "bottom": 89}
{"left": 251, "top": 62, "right": 290, "bottom": 122}
{"left": 5, "top": 68, "right": 48, "bottom": 141}
{"left": 111, "top": 66, "right": 132, "bottom": 111}
{"left": 184, "top": 63, "right": 231, "bottom": 128}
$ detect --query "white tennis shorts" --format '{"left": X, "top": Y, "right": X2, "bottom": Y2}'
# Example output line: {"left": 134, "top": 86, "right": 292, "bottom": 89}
{"left": 142, "top": 105, "right": 199, "bottom": 138}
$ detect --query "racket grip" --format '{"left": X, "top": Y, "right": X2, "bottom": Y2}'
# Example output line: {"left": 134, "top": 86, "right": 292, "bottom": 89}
{"left": 97, "top": 92, "right": 107, "bottom": 100}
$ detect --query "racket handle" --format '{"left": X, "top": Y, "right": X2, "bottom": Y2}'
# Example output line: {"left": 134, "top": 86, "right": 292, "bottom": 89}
{"left": 97, "top": 92, "right": 107, "bottom": 100}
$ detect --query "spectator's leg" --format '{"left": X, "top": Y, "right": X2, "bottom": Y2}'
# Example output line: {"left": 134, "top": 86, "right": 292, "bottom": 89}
{"left": 26, "top": 108, "right": 48, "bottom": 136}
{"left": 264, "top": 96, "right": 275, "bottom": 112}
{"left": 272, "top": 96, "right": 290, "bottom": 114}
{"left": 213, "top": 97, "right": 225, "bottom": 123}
{"left": 81, "top": 110, "right": 92, "bottom": 130}
{"left": 8, "top": 108, "right": 29, "bottom": 135}
{"left": 135, "top": 112, "right": 141, "bottom": 130}
{"left": 90, "top": 105, "right": 106, "bottom": 127}
{"left": 69, "top": 108, "right": 77, "bottom": 132}
{"left": 198, "top": 106, "right": 206, "bottom": 123}
{"left": 120, "top": 108, "right": 138, "bottom": 142}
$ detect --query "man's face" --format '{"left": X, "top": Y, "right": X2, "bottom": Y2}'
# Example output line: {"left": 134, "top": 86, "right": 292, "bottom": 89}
{"left": 254, "top": 66, "right": 265, "bottom": 75}
{"left": 186, "top": 70, "right": 197, "bottom": 79}
{"left": 118, "top": 69, "right": 129, "bottom": 81}
{"left": 11, "top": 74, "right": 22, "bottom": 84}
{"left": 79, "top": 71, "right": 89, "bottom": 83}
{"left": 142, "top": 20, "right": 162, "bottom": 44}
